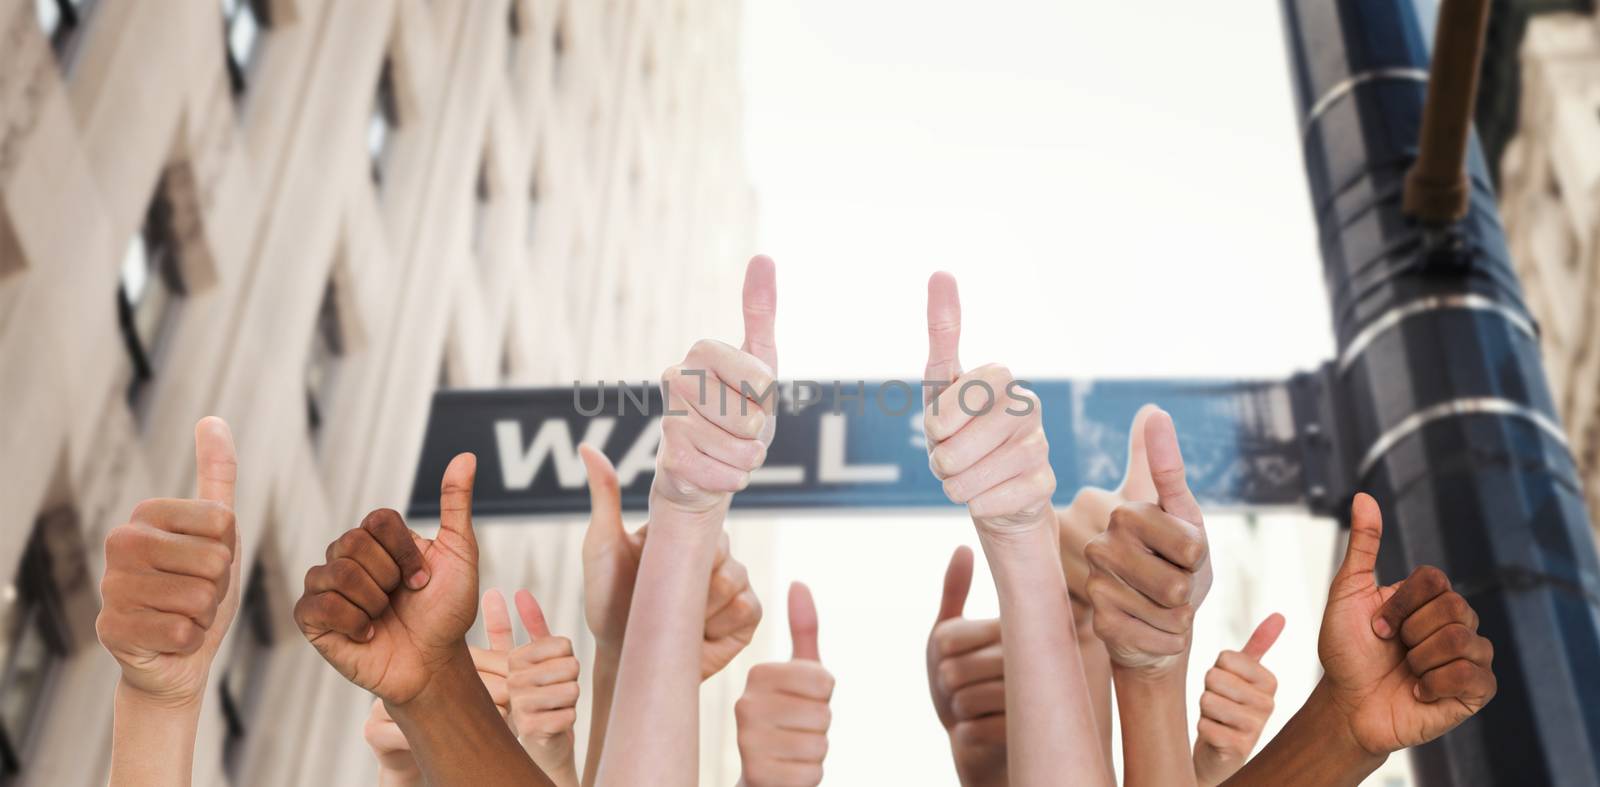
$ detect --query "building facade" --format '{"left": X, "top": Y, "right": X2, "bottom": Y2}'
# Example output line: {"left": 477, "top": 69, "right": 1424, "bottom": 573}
{"left": 1500, "top": 9, "right": 1600, "bottom": 535}
{"left": 0, "top": 0, "right": 760, "bottom": 784}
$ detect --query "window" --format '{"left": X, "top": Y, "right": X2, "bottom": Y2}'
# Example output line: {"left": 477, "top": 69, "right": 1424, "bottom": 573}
{"left": 0, "top": 520, "right": 70, "bottom": 780}
{"left": 367, "top": 58, "right": 400, "bottom": 187}
{"left": 34, "top": 0, "right": 92, "bottom": 64}
{"left": 117, "top": 180, "right": 185, "bottom": 419}
{"left": 220, "top": 562, "right": 274, "bottom": 781}
{"left": 221, "top": 0, "right": 270, "bottom": 99}
{"left": 304, "top": 279, "right": 344, "bottom": 441}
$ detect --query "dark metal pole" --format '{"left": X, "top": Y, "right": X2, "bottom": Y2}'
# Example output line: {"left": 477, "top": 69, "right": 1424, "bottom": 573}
{"left": 1279, "top": 1, "right": 1600, "bottom": 784}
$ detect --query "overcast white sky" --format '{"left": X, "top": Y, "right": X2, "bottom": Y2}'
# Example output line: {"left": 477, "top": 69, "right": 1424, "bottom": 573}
{"left": 733, "top": 2, "right": 1414, "bottom": 785}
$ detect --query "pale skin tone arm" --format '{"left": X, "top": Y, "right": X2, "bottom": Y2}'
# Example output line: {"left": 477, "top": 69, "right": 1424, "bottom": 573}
{"left": 923, "top": 272, "right": 1112, "bottom": 787}
{"left": 594, "top": 256, "right": 780, "bottom": 787}
{"left": 504, "top": 590, "right": 581, "bottom": 787}
{"left": 735, "top": 583, "right": 835, "bottom": 787}
{"left": 1224, "top": 494, "right": 1496, "bottom": 786}
{"left": 575, "top": 445, "right": 762, "bottom": 787}
{"left": 1085, "top": 410, "right": 1213, "bottom": 787}
{"left": 100, "top": 417, "right": 240, "bottom": 787}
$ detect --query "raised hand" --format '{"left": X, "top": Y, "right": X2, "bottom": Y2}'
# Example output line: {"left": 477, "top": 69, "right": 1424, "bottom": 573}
{"left": 1319, "top": 494, "right": 1496, "bottom": 755}
{"left": 579, "top": 445, "right": 761, "bottom": 679}
{"left": 652, "top": 256, "right": 779, "bottom": 515}
{"left": 1058, "top": 404, "right": 1162, "bottom": 598}
{"left": 506, "top": 590, "right": 581, "bottom": 787}
{"left": 925, "top": 547, "right": 1007, "bottom": 787}
{"left": 293, "top": 453, "right": 476, "bottom": 704}
{"left": 736, "top": 583, "right": 835, "bottom": 787}
{"left": 1193, "top": 613, "right": 1284, "bottom": 787}
{"left": 98, "top": 416, "right": 241, "bottom": 707}
{"left": 923, "top": 272, "right": 1055, "bottom": 536}
{"left": 1084, "top": 410, "right": 1212, "bottom": 676}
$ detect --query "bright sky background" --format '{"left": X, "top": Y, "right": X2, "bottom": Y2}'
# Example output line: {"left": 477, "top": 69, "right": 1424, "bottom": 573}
{"left": 734, "top": 1, "right": 1413, "bottom": 785}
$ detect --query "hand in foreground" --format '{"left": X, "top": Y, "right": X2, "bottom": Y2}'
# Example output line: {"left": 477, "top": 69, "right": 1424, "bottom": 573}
{"left": 923, "top": 272, "right": 1055, "bottom": 537}
{"left": 293, "top": 453, "right": 476, "bottom": 704}
{"left": 1320, "top": 494, "right": 1496, "bottom": 755}
{"left": 363, "top": 642, "right": 511, "bottom": 787}
{"left": 98, "top": 417, "right": 241, "bottom": 708}
{"left": 736, "top": 583, "right": 835, "bottom": 787}
{"left": 1058, "top": 404, "right": 1161, "bottom": 599}
{"left": 1194, "top": 614, "right": 1284, "bottom": 787}
{"left": 502, "top": 590, "right": 580, "bottom": 787}
{"left": 651, "top": 256, "right": 779, "bottom": 517}
{"left": 925, "top": 547, "right": 1007, "bottom": 787}
{"left": 579, "top": 445, "right": 760, "bottom": 679}
{"left": 1084, "top": 410, "right": 1212, "bottom": 676}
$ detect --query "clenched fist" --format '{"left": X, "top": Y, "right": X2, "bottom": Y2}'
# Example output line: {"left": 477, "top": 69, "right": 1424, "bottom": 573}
{"left": 925, "top": 547, "right": 1007, "bottom": 787}
{"left": 503, "top": 590, "right": 580, "bottom": 787}
{"left": 579, "top": 445, "right": 761, "bottom": 678}
{"left": 1193, "top": 613, "right": 1284, "bottom": 787}
{"left": 1320, "top": 494, "right": 1496, "bottom": 755}
{"left": 736, "top": 583, "right": 834, "bottom": 787}
{"left": 1084, "top": 410, "right": 1211, "bottom": 676}
{"left": 97, "top": 417, "right": 241, "bottom": 708}
{"left": 923, "top": 272, "right": 1056, "bottom": 536}
{"left": 294, "top": 453, "right": 479, "bottom": 704}
{"left": 653, "top": 256, "right": 779, "bottom": 516}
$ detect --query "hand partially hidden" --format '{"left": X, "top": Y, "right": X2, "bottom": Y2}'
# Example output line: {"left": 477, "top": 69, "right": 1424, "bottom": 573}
{"left": 923, "top": 272, "right": 1056, "bottom": 537}
{"left": 579, "top": 444, "right": 761, "bottom": 679}
{"left": 1084, "top": 410, "right": 1212, "bottom": 676}
{"left": 97, "top": 417, "right": 242, "bottom": 708}
{"left": 652, "top": 256, "right": 779, "bottom": 516}
{"left": 1320, "top": 494, "right": 1496, "bottom": 755}
{"left": 1193, "top": 613, "right": 1285, "bottom": 787}
{"left": 503, "top": 590, "right": 580, "bottom": 787}
{"left": 736, "top": 583, "right": 834, "bottom": 787}
{"left": 363, "top": 642, "right": 511, "bottom": 784}
{"left": 294, "top": 453, "right": 479, "bottom": 705}
{"left": 1058, "top": 404, "right": 1162, "bottom": 601}
{"left": 925, "top": 547, "right": 1007, "bottom": 787}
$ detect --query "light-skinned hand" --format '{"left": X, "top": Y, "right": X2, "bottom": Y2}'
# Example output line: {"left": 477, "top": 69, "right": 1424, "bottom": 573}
{"left": 736, "top": 583, "right": 834, "bottom": 787}
{"left": 925, "top": 547, "right": 1006, "bottom": 787}
{"left": 1193, "top": 613, "right": 1284, "bottom": 787}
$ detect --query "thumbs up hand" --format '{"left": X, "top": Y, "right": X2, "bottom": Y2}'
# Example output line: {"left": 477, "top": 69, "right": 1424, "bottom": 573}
{"left": 97, "top": 417, "right": 242, "bottom": 707}
{"left": 924, "top": 547, "right": 1008, "bottom": 787}
{"left": 923, "top": 273, "right": 1056, "bottom": 537}
{"left": 294, "top": 453, "right": 479, "bottom": 705}
{"left": 506, "top": 590, "right": 581, "bottom": 787}
{"left": 1059, "top": 404, "right": 1162, "bottom": 602}
{"left": 735, "top": 583, "right": 835, "bottom": 787}
{"left": 1318, "top": 494, "right": 1496, "bottom": 756}
{"left": 1084, "top": 410, "right": 1212, "bottom": 676}
{"left": 653, "top": 256, "right": 779, "bottom": 517}
{"left": 1193, "top": 613, "right": 1285, "bottom": 787}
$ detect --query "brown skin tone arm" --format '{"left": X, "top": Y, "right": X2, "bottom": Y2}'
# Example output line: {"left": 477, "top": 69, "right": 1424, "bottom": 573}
{"left": 1222, "top": 680, "right": 1383, "bottom": 787}
{"left": 386, "top": 646, "right": 553, "bottom": 787}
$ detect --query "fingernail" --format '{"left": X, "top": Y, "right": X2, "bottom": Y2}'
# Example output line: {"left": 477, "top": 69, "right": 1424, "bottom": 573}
{"left": 1412, "top": 683, "right": 1422, "bottom": 700}
{"left": 1372, "top": 616, "right": 1393, "bottom": 639}
{"left": 408, "top": 570, "right": 430, "bottom": 590}
{"left": 361, "top": 624, "right": 375, "bottom": 642}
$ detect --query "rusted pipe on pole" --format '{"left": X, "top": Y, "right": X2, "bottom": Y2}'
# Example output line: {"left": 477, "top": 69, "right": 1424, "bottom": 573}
{"left": 1403, "top": 0, "right": 1492, "bottom": 224}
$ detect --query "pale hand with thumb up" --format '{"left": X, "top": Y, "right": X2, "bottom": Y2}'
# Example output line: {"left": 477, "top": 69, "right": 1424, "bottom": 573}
{"left": 505, "top": 590, "right": 581, "bottom": 787}
{"left": 98, "top": 417, "right": 242, "bottom": 708}
{"left": 294, "top": 453, "right": 478, "bottom": 704}
{"left": 1084, "top": 409, "right": 1212, "bottom": 676}
{"left": 923, "top": 272, "right": 1055, "bottom": 537}
{"left": 925, "top": 547, "right": 1007, "bottom": 787}
{"left": 1319, "top": 494, "right": 1496, "bottom": 755}
{"left": 1193, "top": 613, "right": 1284, "bottom": 787}
{"left": 736, "top": 583, "right": 834, "bottom": 787}
{"left": 653, "top": 256, "right": 779, "bottom": 516}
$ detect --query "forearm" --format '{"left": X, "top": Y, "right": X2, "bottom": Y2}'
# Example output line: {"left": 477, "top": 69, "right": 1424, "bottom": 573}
{"left": 1112, "top": 663, "right": 1195, "bottom": 787}
{"left": 388, "top": 647, "right": 552, "bottom": 787}
{"left": 980, "top": 520, "right": 1113, "bottom": 787}
{"left": 1223, "top": 680, "right": 1383, "bottom": 787}
{"left": 594, "top": 506, "right": 724, "bottom": 787}
{"left": 109, "top": 680, "right": 204, "bottom": 787}
{"left": 378, "top": 766, "right": 425, "bottom": 787}
{"left": 1072, "top": 595, "right": 1115, "bottom": 767}
{"left": 581, "top": 648, "right": 620, "bottom": 787}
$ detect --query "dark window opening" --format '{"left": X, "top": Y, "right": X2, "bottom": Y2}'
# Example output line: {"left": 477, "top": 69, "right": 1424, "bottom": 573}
{"left": 117, "top": 179, "right": 187, "bottom": 420}
{"left": 220, "top": 562, "right": 274, "bottom": 781}
{"left": 305, "top": 279, "right": 344, "bottom": 442}
{"left": 221, "top": 0, "right": 271, "bottom": 99}
{"left": 0, "top": 519, "right": 71, "bottom": 781}
{"left": 474, "top": 156, "right": 492, "bottom": 262}
{"left": 35, "top": 0, "right": 94, "bottom": 65}
{"left": 368, "top": 59, "right": 400, "bottom": 187}
{"left": 525, "top": 175, "right": 539, "bottom": 248}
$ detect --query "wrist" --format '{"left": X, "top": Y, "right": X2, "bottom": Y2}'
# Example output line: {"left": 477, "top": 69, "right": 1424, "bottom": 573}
{"left": 115, "top": 675, "right": 206, "bottom": 716}
{"left": 386, "top": 643, "right": 475, "bottom": 717}
{"left": 1307, "top": 677, "right": 1390, "bottom": 766}
{"left": 973, "top": 507, "right": 1058, "bottom": 545}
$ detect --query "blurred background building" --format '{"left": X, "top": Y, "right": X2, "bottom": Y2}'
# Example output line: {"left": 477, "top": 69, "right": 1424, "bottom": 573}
{"left": 1499, "top": 7, "right": 1600, "bottom": 537}
{"left": 0, "top": 0, "right": 756, "bottom": 784}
